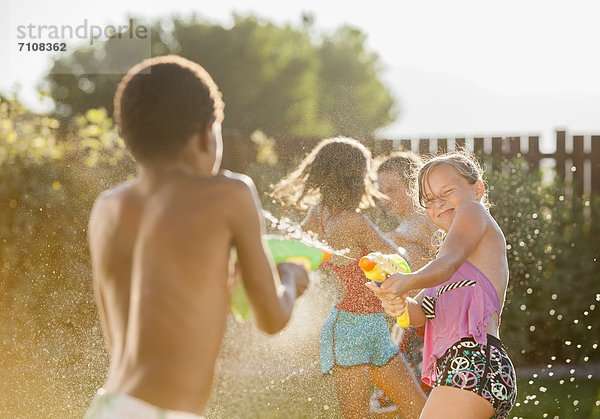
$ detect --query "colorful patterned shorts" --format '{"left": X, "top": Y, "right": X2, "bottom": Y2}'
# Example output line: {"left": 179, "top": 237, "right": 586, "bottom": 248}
{"left": 434, "top": 335, "right": 517, "bottom": 419}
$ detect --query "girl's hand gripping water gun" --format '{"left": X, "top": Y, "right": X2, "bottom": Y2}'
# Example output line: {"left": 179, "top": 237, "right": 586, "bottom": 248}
{"left": 359, "top": 252, "right": 411, "bottom": 327}
{"left": 231, "top": 236, "right": 332, "bottom": 322}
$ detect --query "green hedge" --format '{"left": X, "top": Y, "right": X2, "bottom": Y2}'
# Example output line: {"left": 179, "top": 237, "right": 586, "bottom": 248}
{"left": 486, "top": 157, "right": 599, "bottom": 366}
{"left": 0, "top": 101, "right": 133, "bottom": 416}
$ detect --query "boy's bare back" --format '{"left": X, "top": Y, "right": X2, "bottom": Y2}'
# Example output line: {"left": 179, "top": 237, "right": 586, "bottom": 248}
{"left": 90, "top": 174, "right": 237, "bottom": 410}
{"left": 89, "top": 173, "right": 235, "bottom": 411}
{"left": 90, "top": 169, "right": 307, "bottom": 414}
{"left": 87, "top": 55, "right": 308, "bottom": 417}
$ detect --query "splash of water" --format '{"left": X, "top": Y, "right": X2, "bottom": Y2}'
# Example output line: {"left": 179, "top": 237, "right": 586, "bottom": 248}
{"left": 262, "top": 210, "right": 352, "bottom": 260}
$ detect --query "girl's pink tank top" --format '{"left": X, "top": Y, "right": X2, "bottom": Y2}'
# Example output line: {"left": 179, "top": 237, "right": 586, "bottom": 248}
{"left": 421, "top": 260, "right": 501, "bottom": 386}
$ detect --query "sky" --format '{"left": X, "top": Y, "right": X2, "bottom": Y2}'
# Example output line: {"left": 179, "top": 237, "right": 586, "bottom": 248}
{"left": 2, "top": 0, "right": 600, "bottom": 151}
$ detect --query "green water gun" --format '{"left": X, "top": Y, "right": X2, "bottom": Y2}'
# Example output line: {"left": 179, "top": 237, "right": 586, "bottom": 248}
{"left": 359, "top": 252, "right": 411, "bottom": 327}
{"left": 231, "top": 236, "right": 332, "bottom": 322}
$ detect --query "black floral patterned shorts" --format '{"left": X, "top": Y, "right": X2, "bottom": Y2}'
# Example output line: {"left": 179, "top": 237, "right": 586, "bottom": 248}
{"left": 434, "top": 335, "right": 517, "bottom": 419}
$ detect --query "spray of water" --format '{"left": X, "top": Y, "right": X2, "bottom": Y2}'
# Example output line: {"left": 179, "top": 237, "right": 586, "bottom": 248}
{"left": 262, "top": 210, "right": 353, "bottom": 260}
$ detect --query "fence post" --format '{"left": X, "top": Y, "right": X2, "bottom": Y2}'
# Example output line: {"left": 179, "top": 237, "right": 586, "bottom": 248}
{"left": 592, "top": 135, "right": 600, "bottom": 196}
{"left": 509, "top": 136, "right": 521, "bottom": 157}
{"left": 399, "top": 139, "right": 411, "bottom": 151}
{"left": 527, "top": 136, "right": 540, "bottom": 172}
{"left": 572, "top": 135, "right": 585, "bottom": 199}
{"left": 418, "top": 139, "right": 430, "bottom": 155}
{"left": 473, "top": 137, "right": 484, "bottom": 155}
{"left": 555, "top": 131, "right": 566, "bottom": 179}
{"left": 437, "top": 138, "right": 447, "bottom": 154}
{"left": 592, "top": 135, "right": 600, "bottom": 224}
{"left": 491, "top": 137, "right": 503, "bottom": 171}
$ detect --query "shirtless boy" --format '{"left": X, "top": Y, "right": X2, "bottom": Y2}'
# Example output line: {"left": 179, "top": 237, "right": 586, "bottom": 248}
{"left": 86, "top": 55, "right": 309, "bottom": 418}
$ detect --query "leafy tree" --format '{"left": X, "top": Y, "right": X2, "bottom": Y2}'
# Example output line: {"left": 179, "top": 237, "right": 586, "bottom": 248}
{"left": 44, "top": 15, "right": 396, "bottom": 138}
{"left": 317, "top": 26, "right": 396, "bottom": 137}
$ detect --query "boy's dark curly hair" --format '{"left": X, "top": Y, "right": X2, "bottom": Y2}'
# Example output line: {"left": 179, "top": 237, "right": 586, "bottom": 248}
{"left": 114, "top": 55, "right": 224, "bottom": 163}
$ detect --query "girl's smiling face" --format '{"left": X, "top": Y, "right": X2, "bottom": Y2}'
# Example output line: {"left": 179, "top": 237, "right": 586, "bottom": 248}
{"left": 422, "top": 163, "right": 484, "bottom": 231}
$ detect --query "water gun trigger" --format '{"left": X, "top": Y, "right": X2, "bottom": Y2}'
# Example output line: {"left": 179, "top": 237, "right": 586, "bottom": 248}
{"left": 373, "top": 273, "right": 391, "bottom": 287}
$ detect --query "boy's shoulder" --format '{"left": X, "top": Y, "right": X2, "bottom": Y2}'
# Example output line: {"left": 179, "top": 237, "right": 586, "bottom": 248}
{"left": 186, "top": 170, "right": 261, "bottom": 211}
{"left": 194, "top": 170, "right": 258, "bottom": 199}
{"left": 92, "top": 171, "right": 259, "bottom": 213}
{"left": 214, "top": 170, "right": 256, "bottom": 189}
{"left": 92, "top": 180, "right": 138, "bottom": 209}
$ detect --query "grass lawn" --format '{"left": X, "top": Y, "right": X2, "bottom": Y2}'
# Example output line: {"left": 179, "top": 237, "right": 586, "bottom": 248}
{"left": 511, "top": 376, "right": 600, "bottom": 418}
{"left": 206, "top": 372, "right": 600, "bottom": 418}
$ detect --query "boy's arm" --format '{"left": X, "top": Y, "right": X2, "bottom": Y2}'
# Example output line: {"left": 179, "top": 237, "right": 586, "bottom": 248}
{"left": 228, "top": 175, "right": 308, "bottom": 334}
{"left": 87, "top": 194, "right": 113, "bottom": 352}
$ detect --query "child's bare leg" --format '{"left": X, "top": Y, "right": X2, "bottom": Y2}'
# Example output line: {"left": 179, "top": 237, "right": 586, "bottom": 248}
{"left": 420, "top": 386, "right": 494, "bottom": 419}
{"left": 370, "top": 354, "right": 426, "bottom": 419}
{"left": 333, "top": 364, "right": 371, "bottom": 419}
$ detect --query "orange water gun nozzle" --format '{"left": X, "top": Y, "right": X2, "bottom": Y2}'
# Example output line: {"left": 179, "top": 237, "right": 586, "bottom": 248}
{"left": 359, "top": 256, "right": 377, "bottom": 272}
{"left": 321, "top": 250, "right": 333, "bottom": 263}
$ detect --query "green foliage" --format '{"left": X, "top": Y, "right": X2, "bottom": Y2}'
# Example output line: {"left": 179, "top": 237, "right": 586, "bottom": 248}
{"left": 0, "top": 99, "right": 133, "bottom": 416}
{"left": 317, "top": 26, "right": 396, "bottom": 136}
{"left": 485, "top": 157, "right": 600, "bottom": 366}
{"left": 44, "top": 15, "right": 396, "bottom": 138}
